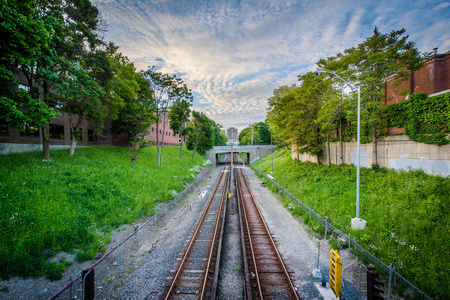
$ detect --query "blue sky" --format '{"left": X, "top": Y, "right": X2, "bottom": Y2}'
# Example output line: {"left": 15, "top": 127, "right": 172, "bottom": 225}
{"left": 91, "top": 0, "right": 450, "bottom": 130}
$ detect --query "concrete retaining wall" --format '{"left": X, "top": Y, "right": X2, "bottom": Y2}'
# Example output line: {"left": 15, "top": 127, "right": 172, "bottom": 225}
{"left": 292, "top": 135, "right": 450, "bottom": 176}
{"left": 0, "top": 143, "right": 72, "bottom": 155}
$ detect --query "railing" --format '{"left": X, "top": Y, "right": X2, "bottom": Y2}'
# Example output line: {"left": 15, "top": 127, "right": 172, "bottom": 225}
{"left": 250, "top": 164, "right": 433, "bottom": 300}
{"left": 49, "top": 164, "right": 215, "bottom": 300}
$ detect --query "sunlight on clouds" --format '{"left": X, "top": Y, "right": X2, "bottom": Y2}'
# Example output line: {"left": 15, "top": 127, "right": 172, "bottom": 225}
{"left": 92, "top": 0, "right": 449, "bottom": 130}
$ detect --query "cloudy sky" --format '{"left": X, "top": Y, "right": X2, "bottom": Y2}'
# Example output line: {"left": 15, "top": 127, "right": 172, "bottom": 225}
{"left": 91, "top": 0, "right": 450, "bottom": 130}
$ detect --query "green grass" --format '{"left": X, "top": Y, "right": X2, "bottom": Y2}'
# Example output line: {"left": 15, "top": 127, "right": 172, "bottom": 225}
{"left": 0, "top": 145, "right": 208, "bottom": 280}
{"left": 254, "top": 149, "right": 449, "bottom": 300}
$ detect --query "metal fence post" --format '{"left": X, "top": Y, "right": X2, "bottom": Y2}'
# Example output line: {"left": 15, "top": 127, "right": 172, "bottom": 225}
{"left": 348, "top": 233, "right": 351, "bottom": 259}
{"left": 117, "top": 241, "right": 120, "bottom": 266}
{"left": 394, "top": 265, "right": 396, "bottom": 287}
{"left": 388, "top": 263, "right": 392, "bottom": 299}
{"left": 324, "top": 217, "right": 328, "bottom": 239}
{"left": 137, "top": 224, "right": 140, "bottom": 247}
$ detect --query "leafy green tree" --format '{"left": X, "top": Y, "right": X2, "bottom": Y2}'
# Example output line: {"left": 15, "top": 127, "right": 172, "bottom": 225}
{"left": 12, "top": 0, "right": 103, "bottom": 159}
{"left": 111, "top": 71, "right": 157, "bottom": 165}
{"left": 317, "top": 27, "right": 424, "bottom": 165}
{"left": 143, "top": 68, "right": 193, "bottom": 167}
{"left": 212, "top": 125, "right": 227, "bottom": 146}
{"left": 169, "top": 99, "right": 191, "bottom": 158}
{"left": 255, "top": 122, "right": 271, "bottom": 144}
{"left": 266, "top": 85, "right": 299, "bottom": 148}
{"left": 238, "top": 127, "right": 252, "bottom": 145}
{"left": 0, "top": 0, "right": 56, "bottom": 134}
{"left": 186, "top": 111, "right": 214, "bottom": 160}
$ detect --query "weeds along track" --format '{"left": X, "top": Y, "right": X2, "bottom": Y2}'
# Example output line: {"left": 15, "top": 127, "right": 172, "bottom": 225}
{"left": 160, "top": 166, "right": 230, "bottom": 299}
{"left": 236, "top": 167, "right": 300, "bottom": 300}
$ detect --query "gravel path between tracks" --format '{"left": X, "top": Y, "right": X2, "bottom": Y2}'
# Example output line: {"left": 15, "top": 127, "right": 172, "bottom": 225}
{"left": 0, "top": 165, "right": 364, "bottom": 299}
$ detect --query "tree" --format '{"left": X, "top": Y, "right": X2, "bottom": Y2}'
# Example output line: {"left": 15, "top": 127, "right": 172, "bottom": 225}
{"left": 266, "top": 85, "right": 299, "bottom": 148}
{"left": 143, "top": 68, "right": 193, "bottom": 167}
{"left": 168, "top": 99, "right": 191, "bottom": 158}
{"left": 317, "top": 27, "right": 423, "bottom": 165}
{"left": 238, "top": 127, "right": 252, "bottom": 145}
{"left": 186, "top": 111, "right": 214, "bottom": 160}
{"left": 212, "top": 124, "right": 227, "bottom": 146}
{"left": 0, "top": 0, "right": 56, "bottom": 135}
{"left": 111, "top": 71, "right": 157, "bottom": 165}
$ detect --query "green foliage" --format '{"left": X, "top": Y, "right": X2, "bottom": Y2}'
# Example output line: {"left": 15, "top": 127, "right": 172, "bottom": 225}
{"left": 239, "top": 122, "right": 271, "bottom": 145}
{"left": 385, "top": 93, "right": 450, "bottom": 145}
{"left": 0, "top": 146, "right": 207, "bottom": 280}
{"left": 186, "top": 111, "right": 215, "bottom": 155}
{"left": 254, "top": 149, "right": 450, "bottom": 299}
{"left": 0, "top": 0, "right": 56, "bottom": 128}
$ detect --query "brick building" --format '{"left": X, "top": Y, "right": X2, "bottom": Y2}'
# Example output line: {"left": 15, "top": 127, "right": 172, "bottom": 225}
{"left": 385, "top": 49, "right": 450, "bottom": 105}
{"left": 113, "top": 114, "right": 181, "bottom": 147}
{"left": 384, "top": 49, "right": 450, "bottom": 134}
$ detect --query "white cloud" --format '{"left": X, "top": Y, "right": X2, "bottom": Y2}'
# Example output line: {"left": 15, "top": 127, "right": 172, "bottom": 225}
{"left": 92, "top": 0, "right": 450, "bottom": 130}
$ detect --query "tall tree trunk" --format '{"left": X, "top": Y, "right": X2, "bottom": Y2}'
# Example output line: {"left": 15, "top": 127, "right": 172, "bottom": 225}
{"left": 372, "top": 127, "right": 378, "bottom": 166}
{"left": 326, "top": 135, "right": 331, "bottom": 165}
{"left": 42, "top": 82, "right": 50, "bottom": 159}
{"left": 155, "top": 112, "right": 160, "bottom": 166}
{"left": 161, "top": 113, "right": 167, "bottom": 168}
{"left": 179, "top": 140, "right": 183, "bottom": 158}
{"left": 339, "top": 116, "right": 343, "bottom": 165}
{"left": 191, "top": 140, "right": 197, "bottom": 161}
{"left": 131, "top": 140, "right": 137, "bottom": 166}
{"left": 68, "top": 112, "right": 82, "bottom": 156}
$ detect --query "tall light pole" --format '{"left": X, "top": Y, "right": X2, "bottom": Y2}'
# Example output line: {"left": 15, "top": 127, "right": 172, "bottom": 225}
{"left": 249, "top": 124, "right": 254, "bottom": 145}
{"left": 257, "top": 125, "right": 273, "bottom": 173}
{"left": 313, "top": 70, "right": 366, "bottom": 230}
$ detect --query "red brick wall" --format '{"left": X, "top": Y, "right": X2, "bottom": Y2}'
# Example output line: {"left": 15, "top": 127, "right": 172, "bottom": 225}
{"left": 385, "top": 51, "right": 450, "bottom": 105}
{"left": 144, "top": 116, "right": 181, "bottom": 146}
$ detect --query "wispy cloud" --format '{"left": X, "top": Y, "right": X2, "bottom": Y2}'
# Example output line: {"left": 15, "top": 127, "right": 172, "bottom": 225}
{"left": 93, "top": 0, "right": 450, "bottom": 130}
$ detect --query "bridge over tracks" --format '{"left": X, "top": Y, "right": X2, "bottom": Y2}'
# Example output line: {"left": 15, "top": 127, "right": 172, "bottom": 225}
{"left": 205, "top": 145, "right": 275, "bottom": 165}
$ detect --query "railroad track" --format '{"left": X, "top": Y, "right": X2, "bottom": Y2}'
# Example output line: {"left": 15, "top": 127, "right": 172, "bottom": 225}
{"left": 236, "top": 167, "right": 300, "bottom": 300}
{"left": 160, "top": 166, "right": 230, "bottom": 299}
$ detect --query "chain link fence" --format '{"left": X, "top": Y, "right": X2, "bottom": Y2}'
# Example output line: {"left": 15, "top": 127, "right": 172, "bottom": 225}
{"left": 49, "top": 165, "right": 215, "bottom": 300}
{"left": 250, "top": 164, "right": 433, "bottom": 300}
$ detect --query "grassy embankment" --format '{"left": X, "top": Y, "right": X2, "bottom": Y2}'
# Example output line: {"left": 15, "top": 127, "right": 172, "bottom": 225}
{"left": 0, "top": 146, "right": 208, "bottom": 280}
{"left": 253, "top": 149, "right": 449, "bottom": 300}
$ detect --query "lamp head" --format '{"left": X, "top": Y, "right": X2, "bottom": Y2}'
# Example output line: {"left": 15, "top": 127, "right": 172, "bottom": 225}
{"left": 313, "top": 70, "right": 325, "bottom": 76}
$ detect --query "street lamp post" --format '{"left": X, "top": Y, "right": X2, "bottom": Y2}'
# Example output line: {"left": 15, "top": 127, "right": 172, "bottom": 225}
{"left": 249, "top": 124, "right": 254, "bottom": 145}
{"left": 257, "top": 125, "right": 273, "bottom": 173}
{"left": 313, "top": 70, "right": 366, "bottom": 230}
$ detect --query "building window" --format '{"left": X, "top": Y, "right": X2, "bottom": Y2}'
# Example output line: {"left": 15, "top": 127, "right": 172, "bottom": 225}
{"left": 152, "top": 127, "right": 154, "bottom": 132}
{"left": 159, "top": 129, "right": 161, "bottom": 134}
{"left": 20, "top": 123, "right": 39, "bottom": 137}
{"left": 88, "top": 129, "right": 98, "bottom": 141}
{"left": 0, "top": 120, "right": 8, "bottom": 136}
{"left": 49, "top": 124, "right": 64, "bottom": 139}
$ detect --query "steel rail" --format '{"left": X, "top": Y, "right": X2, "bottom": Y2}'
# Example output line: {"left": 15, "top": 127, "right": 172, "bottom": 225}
{"left": 236, "top": 168, "right": 300, "bottom": 299}
{"left": 200, "top": 167, "right": 229, "bottom": 299}
{"left": 236, "top": 167, "right": 262, "bottom": 299}
{"left": 163, "top": 166, "right": 229, "bottom": 299}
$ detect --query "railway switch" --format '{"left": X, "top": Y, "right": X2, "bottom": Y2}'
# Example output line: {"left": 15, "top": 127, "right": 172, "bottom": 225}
{"left": 329, "top": 249, "right": 342, "bottom": 297}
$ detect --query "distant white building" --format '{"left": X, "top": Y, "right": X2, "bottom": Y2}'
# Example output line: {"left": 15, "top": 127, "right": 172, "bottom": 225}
{"left": 227, "top": 127, "right": 238, "bottom": 143}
